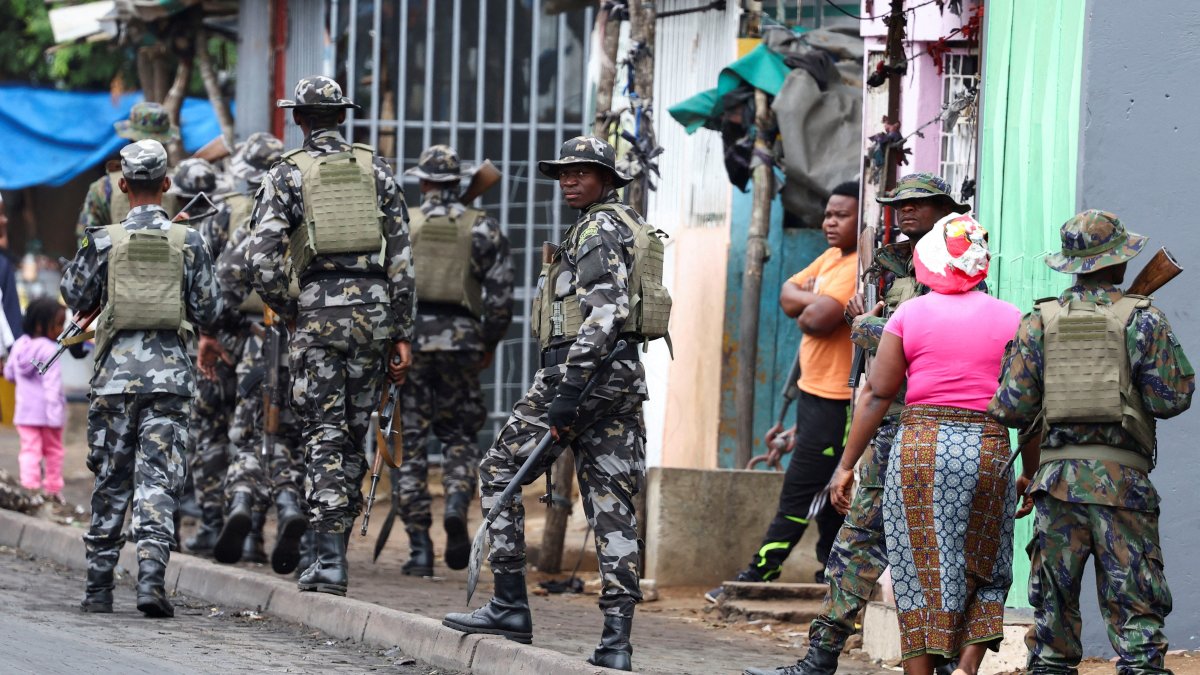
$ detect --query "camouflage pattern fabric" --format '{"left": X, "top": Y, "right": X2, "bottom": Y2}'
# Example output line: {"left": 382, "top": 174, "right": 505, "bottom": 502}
{"left": 1025, "top": 495, "right": 1172, "bottom": 675}
{"left": 396, "top": 351, "right": 487, "bottom": 527}
{"left": 989, "top": 280, "right": 1193, "bottom": 673}
{"left": 189, "top": 363, "right": 237, "bottom": 513}
{"left": 537, "top": 135, "right": 632, "bottom": 187}
{"left": 61, "top": 205, "right": 222, "bottom": 397}
{"left": 114, "top": 102, "right": 178, "bottom": 142}
{"left": 277, "top": 76, "right": 360, "bottom": 109}
{"left": 412, "top": 187, "right": 513, "bottom": 353}
{"left": 85, "top": 393, "right": 189, "bottom": 567}
{"left": 1042, "top": 210, "right": 1149, "bottom": 275}
{"left": 481, "top": 359, "right": 647, "bottom": 617}
{"left": 874, "top": 171, "right": 965, "bottom": 210}
{"left": 168, "top": 158, "right": 218, "bottom": 198}
{"left": 405, "top": 145, "right": 468, "bottom": 182}
{"left": 807, "top": 420, "right": 897, "bottom": 653}
{"left": 247, "top": 126, "right": 412, "bottom": 533}
{"left": 230, "top": 132, "right": 285, "bottom": 186}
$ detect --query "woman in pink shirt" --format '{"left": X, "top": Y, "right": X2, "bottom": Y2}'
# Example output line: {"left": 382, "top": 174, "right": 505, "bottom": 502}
{"left": 830, "top": 214, "right": 1021, "bottom": 675}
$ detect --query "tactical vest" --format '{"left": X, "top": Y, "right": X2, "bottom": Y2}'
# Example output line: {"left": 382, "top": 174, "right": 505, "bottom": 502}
{"left": 94, "top": 223, "right": 190, "bottom": 357}
{"left": 1040, "top": 295, "right": 1157, "bottom": 469}
{"left": 281, "top": 144, "right": 385, "bottom": 280}
{"left": 222, "top": 192, "right": 267, "bottom": 314}
{"left": 531, "top": 202, "right": 672, "bottom": 350}
{"left": 883, "top": 276, "right": 920, "bottom": 309}
{"left": 410, "top": 208, "right": 484, "bottom": 316}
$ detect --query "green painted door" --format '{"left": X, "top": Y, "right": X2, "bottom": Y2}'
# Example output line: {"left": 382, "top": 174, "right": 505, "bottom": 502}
{"left": 977, "top": 0, "right": 1087, "bottom": 608}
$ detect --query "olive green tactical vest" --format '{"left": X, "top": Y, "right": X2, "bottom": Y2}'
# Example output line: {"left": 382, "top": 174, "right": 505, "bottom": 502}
{"left": 107, "top": 170, "right": 131, "bottom": 225}
{"left": 281, "top": 144, "right": 385, "bottom": 279}
{"left": 884, "top": 276, "right": 920, "bottom": 309}
{"left": 410, "top": 208, "right": 484, "bottom": 316}
{"left": 94, "top": 223, "right": 190, "bottom": 357}
{"left": 531, "top": 202, "right": 672, "bottom": 350}
{"left": 1040, "top": 295, "right": 1157, "bottom": 467}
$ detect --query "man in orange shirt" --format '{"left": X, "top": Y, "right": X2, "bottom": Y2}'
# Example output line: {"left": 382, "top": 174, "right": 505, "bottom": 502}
{"left": 708, "top": 181, "right": 860, "bottom": 601}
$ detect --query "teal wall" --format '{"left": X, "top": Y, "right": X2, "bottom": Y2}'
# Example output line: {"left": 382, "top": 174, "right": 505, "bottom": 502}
{"left": 978, "top": 0, "right": 1087, "bottom": 609}
{"left": 717, "top": 184, "right": 828, "bottom": 469}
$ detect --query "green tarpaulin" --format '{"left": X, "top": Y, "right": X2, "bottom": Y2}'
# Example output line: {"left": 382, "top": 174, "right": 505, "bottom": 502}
{"left": 667, "top": 43, "right": 794, "bottom": 134}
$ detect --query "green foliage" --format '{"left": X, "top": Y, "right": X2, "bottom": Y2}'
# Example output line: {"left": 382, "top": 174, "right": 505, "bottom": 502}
{"left": 0, "top": 0, "right": 132, "bottom": 90}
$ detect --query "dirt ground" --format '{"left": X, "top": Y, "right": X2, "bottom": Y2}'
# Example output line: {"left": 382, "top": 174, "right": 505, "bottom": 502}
{"left": 10, "top": 408, "right": 1200, "bottom": 674}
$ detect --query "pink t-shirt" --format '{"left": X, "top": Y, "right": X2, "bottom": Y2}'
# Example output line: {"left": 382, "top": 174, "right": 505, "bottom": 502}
{"left": 883, "top": 291, "right": 1021, "bottom": 412}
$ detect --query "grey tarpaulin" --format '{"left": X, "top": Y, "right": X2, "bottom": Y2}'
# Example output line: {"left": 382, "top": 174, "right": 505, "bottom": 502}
{"left": 765, "top": 26, "right": 863, "bottom": 226}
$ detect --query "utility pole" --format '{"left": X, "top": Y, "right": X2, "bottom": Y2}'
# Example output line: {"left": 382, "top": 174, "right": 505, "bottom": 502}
{"left": 592, "top": 9, "right": 622, "bottom": 138}
{"left": 624, "top": 0, "right": 656, "bottom": 213}
{"left": 883, "top": 0, "right": 906, "bottom": 192}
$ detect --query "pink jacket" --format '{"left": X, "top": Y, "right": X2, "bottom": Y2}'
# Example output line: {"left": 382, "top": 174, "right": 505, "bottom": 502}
{"left": 4, "top": 335, "right": 65, "bottom": 428}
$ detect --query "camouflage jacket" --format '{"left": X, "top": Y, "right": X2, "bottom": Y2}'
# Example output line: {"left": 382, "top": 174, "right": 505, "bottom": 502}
{"left": 198, "top": 199, "right": 234, "bottom": 262}
{"left": 552, "top": 192, "right": 637, "bottom": 392}
{"left": 246, "top": 128, "right": 415, "bottom": 347}
{"left": 414, "top": 187, "right": 514, "bottom": 353}
{"left": 61, "top": 204, "right": 222, "bottom": 397}
{"left": 988, "top": 280, "right": 1195, "bottom": 510}
{"left": 203, "top": 201, "right": 250, "bottom": 354}
{"left": 849, "top": 243, "right": 927, "bottom": 352}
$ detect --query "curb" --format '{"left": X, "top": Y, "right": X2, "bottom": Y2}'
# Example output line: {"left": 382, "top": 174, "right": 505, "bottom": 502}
{"left": 0, "top": 509, "right": 626, "bottom": 674}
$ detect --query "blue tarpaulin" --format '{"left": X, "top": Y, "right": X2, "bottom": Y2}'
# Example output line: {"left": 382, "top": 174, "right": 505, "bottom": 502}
{"left": 0, "top": 85, "right": 224, "bottom": 190}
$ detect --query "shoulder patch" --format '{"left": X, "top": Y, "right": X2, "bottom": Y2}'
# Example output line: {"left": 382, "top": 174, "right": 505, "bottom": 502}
{"left": 577, "top": 222, "right": 601, "bottom": 243}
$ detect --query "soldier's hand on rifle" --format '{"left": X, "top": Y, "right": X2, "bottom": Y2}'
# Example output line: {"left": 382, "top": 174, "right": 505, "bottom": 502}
{"left": 547, "top": 382, "right": 583, "bottom": 442}
{"left": 197, "top": 334, "right": 233, "bottom": 381}
{"left": 1014, "top": 474, "right": 1035, "bottom": 519}
{"left": 388, "top": 340, "right": 412, "bottom": 384}
{"left": 845, "top": 294, "right": 886, "bottom": 321}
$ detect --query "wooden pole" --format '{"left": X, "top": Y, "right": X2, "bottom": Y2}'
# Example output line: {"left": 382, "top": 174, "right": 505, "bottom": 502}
{"left": 734, "top": 87, "right": 774, "bottom": 469}
{"left": 624, "top": 0, "right": 656, "bottom": 214}
{"left": 592, "top": 8, "right": 622, "bottom": 139}
{"left": 195, "top": 31, "right": 236, "bottom": 148}
{"left": 162, "top": 55, "right": 193, "bottom": 165}
{"left": 883, "top": 0, "right": 905, "bottom": 190}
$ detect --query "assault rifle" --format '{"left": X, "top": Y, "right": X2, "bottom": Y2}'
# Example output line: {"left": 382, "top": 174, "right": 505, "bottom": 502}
{"left": 260, "top": 307, "right": 284, "bottom": 462}
{"left": 1126, "top": 247, "right": 1182, "bottom": 297}
{"left": 361, "top": 371, "right": 402, "bottom": 537}
{"left": 34, "top": 304, "right": 101, "bottom": 376}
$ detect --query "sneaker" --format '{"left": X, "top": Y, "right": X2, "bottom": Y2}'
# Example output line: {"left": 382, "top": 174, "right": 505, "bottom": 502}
{"left": 705, "top": 569, "right": 765, "bottom": 604}
{"left": 704, "top": 584, "right": 726, "bottom": 604}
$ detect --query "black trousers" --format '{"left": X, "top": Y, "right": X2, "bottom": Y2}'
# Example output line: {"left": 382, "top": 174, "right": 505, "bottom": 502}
{"left": 746, "top": 390, "right": 850, "bottom": 580}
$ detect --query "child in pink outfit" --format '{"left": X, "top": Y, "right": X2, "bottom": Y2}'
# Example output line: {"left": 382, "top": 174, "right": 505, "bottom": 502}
{"left": 4, "top": 299, "right": 66, "bottom": 497}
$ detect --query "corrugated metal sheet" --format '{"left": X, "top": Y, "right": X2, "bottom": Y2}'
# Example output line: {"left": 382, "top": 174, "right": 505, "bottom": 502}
{"left": 283, "top": 0, "right": 329, "bottom": 148}
{"left": 234, "top": 1, "right": 272, "bottom": 140}
{"left": 977, "top": 0, "right": 1086, "bottom": 608}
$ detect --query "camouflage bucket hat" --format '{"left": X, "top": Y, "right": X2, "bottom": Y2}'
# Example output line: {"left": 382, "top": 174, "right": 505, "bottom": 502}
{"left": 115, "top": 101, "right": 180, "bottom": 143}
{"left": 404, "top": 144, "right": 475, "bottom": 182}
{"left": 1044, "top": 209, "right": 1147, "bottom": 274}
{"left": 120, "top": 139, "right": 169, "bottom": 181}
{"left": 166, "top": 158, "right": 217, "bottom": 197}
{"left": 537, "top": 136, "right": 632, "bottom": 187}
{"left": 277, "top": 75, "right": 361, "bottom": 110}
{"left": 230, "top": 132, "right": 285, "bottom": 184}
{"left": 875, "top": 172, "right": 967, "bottom": 211}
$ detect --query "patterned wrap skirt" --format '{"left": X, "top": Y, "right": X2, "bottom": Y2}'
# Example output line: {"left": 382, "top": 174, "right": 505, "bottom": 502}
{"left": 883, "top": 404, "right": 1016, "bottom": 660}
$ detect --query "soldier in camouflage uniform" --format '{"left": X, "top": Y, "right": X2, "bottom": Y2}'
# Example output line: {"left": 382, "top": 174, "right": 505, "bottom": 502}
{"left": 989, "top": 210, "right": 1194, "bottom": 675}
{"left": 393, "top": 144, "right": 513, "bottom": 576}
{"left": 746, "top": 174, "right": 968, "bottom": 675}
{"left": 206, "top": 135, "right": 310, "bottom": 574}
{"left": 444, "top": 137, "right": 662, "bottom": 672}
{"left": 64, "top": 140, "right": 221, "bottom": 618}
{"left": 247, "top": 76, "right": 414, "bottom": 596}
{"left": 158, "top": 158, "right": 242, "bottom": 558}
{"left": 76, "top": 102, "right": 179, "bottom": 239}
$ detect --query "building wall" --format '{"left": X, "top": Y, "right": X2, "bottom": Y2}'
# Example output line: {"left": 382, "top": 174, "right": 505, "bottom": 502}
{"left": 1076, "top": 0, "right": 1200, "bottom": 653}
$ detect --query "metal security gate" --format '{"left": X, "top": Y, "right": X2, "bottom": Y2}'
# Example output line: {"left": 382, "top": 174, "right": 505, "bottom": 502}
{"left": 327, "top": 1, "right": 596, "bottom": 435}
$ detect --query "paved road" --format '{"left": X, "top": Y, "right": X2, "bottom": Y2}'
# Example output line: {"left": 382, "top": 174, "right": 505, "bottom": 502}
{"left": 0, "top": 546, "right": 460, "bottom": 675}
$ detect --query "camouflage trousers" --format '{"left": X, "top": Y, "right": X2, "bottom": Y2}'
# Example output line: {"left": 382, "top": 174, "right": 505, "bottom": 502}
{"left": 807, "top": 419, "right": 898, "bottom": 653}
{"left": 397, "top": 351, "right": 487, "bottom": 528}
{"left": 84, "top": 393, "right": 189, "bottom": 569}
{"left": 291, "top": 339, "right": 390, "bottom": 533}
{"left": 188, "top": 358, "right": 237, "bottom": 512}
{"left": 480, "top": 359, "right": 647, "bottom": 617}
{"left": 224, "top": 331, "right": 305, "bottom": 514}
{"left": 1026, "top": 495, "right": 1172, "bottom": 675}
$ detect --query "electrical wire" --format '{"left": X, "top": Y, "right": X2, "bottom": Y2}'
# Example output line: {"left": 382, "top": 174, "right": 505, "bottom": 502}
{"left": 823, "top": 0, "right": 942, "bottom": 21}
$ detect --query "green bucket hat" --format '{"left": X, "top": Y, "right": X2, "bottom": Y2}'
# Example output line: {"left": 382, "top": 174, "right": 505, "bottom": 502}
{"left": 537, "top": 136, "right": 632, "bottom": 187}
{"left": 875, "top": 172, "right": 968, "bottom": 211}
{"left": 115, "top": 102, "right": 180, "bottom": 143}
{"left": 229, "top": 132, "right": 284, "bottom": 185}
{"left": 404, "top": 144, "right": 475, "bottom": 182}
{"left": 277, "top": 75, "right": 361, "bottom": 110}
{"left": 1044, "top": 209, "right": 1147, "bottom": 274}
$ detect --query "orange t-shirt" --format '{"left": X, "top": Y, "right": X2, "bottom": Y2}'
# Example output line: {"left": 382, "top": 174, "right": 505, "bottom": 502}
{"left": 787, "top": 247, "right": 858, "bottom": 400}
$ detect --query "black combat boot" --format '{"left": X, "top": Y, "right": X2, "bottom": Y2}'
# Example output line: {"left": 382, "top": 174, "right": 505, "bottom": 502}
{"left": 178, "top": 475, "right": 202, "bottom": 520}
{"left": 587, "top": 614, "right": 634, "bottom": 671}
{"left": 442, "top": 571, "right": 533, "bottom": 644}
{"left": 743, "top": 644, "right": 839, "bottom": 675}
{"left": 135, "top": 559, "right": 174, "bottom": 618}
{"left": 271, "top": 491, "right": 309, "bottom": 574}
{"left": 80, "top": 565, "right": 114, "bottom": 613}
{"left": 213, "top": 492, "right": 253, "bottom": 564}
{"left": 241, "top": 511, "right": 268, "bottom": 564}
{"left": 297, "top": 531, "right": 349, "bottom": 596}
{"left": 294, "top": 530, "right": 317, "bottom": 579}
{"left": 402, "top": 526, "right": 434, "bottom": 577}
{"left": 185, "top": 504, "right": 223, "bottom": 556}
{"left": 443, "top": 492, "right": 471, "bottom": 571}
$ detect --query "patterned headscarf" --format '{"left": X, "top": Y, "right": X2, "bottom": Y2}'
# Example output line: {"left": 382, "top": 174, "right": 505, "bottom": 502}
{"left": 913, "top": 212, "right": 990, "bottom": 294}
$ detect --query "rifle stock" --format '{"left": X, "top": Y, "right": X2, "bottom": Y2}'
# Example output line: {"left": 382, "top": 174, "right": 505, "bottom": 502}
{"left": 460, "top": 159, "right": 501, "bottom": 204}
{"left": 35, "top": 305, "right": 101, "bottom": 376}
{"left": 1126, "top": 247, "right": 1181, "bottom": 297}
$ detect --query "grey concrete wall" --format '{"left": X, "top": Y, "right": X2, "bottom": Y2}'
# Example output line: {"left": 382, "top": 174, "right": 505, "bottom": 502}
{"left": 1077, "top": 0, "right": 1200, "bottom": 654}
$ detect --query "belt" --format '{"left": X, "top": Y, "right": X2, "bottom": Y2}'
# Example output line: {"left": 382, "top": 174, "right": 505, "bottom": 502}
{"left": 541, "top": 340, "right": 640, "bottom": 369}
{"left": 1040, "top": 443, "right": 1153, "bottom": 473}
{"left": 417, "top": 301, "right": 477, "bottom": 319}
{"left": 299, "top": 269, "right": 389, "bottom": 285}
